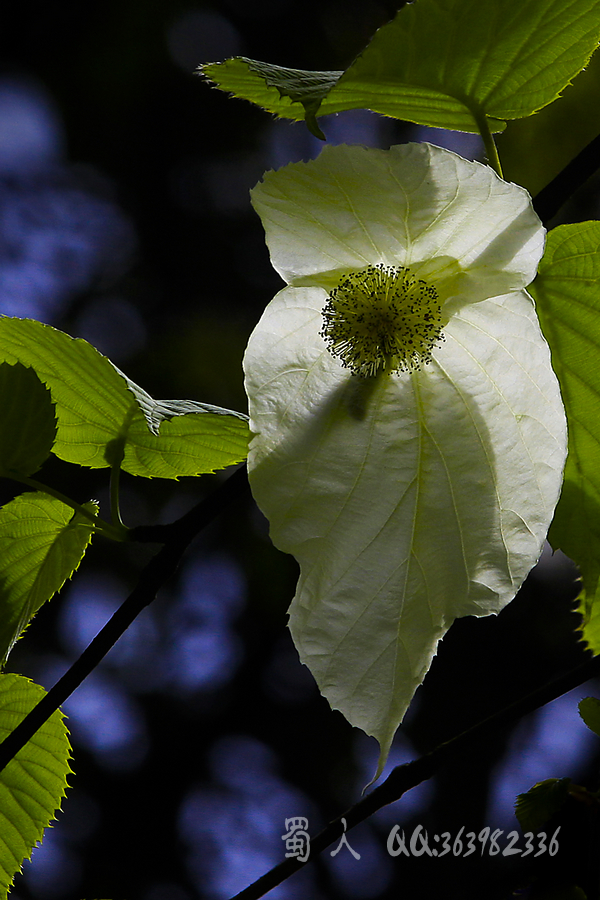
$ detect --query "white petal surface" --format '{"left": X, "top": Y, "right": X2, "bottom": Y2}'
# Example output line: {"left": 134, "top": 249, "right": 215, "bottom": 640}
{"left": 251, "top": 143, "right": 545, "bottom": 310}
{"left": 244, "top": 286, "right": 566, "bottom": 775}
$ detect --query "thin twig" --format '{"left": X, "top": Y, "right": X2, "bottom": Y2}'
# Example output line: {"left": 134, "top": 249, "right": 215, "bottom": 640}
{"left": 229, "top": 651, "right": 600, "bottom": 900}
{"left": 0, "top": 465, "right": 250, "bottom": 775}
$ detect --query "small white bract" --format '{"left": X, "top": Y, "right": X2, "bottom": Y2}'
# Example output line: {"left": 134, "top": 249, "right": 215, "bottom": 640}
{"left": 244, "top": 143, "right": 567, "bottom": 780}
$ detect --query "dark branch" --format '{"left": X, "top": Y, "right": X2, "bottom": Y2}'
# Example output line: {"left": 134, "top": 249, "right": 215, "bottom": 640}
{"left": 0, "top": 464, "right": 250, "bottom": 775}
{"left": 230, "top": 650, "right": 600, "bottom": 900}
{"left": 533, "top": 130, "right": 600, "bottom": 225}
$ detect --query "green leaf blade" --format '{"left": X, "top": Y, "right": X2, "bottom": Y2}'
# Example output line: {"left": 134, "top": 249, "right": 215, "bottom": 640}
{"left": 0, "top": 317, "right": 137, "bottom": 470}
{"left": 0, "top": 317, "right": 249, "bottom": 479}
{"left": 0, "top": 363, "right": 56, "bottom": 478}
{"left": 0, "top": 493, "right": 98, "bottom": 664}
{"left": 202, "top": 0, "right": 600, "bottom": 134}
{"left": 530, "top": 222, "right": 600, "bottom": 652}
{"left": 578, "top": 696, "right": 600, "bottom": 736}
{"left": 498, "top": 50, "right": 600, "bottom": 196}
{"left": 202, "top": 58, "right": 341, "bottom": 120}
{"left": 0, "top": 674, "right": 71, "bottom": 899}
{"left": 472, "top": 0, "right": 600, "bottom": 118}
{"left": 515, "top": 778, "right": 571, "bottom": 833}
{"left": 123, "top": 407, "right": 250, "bottom": 478}
{"left": 120, "top": 375, "right": 250, "bottom": 478}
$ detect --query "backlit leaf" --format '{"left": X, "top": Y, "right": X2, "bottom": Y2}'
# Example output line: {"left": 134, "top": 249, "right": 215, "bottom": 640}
{"left": 530, "top": 222, "right": 600, "bottom": 652}
{"left": 498, "top": 47, "right": 600, "bottom": 196}
{"left": 579, "top": 696, "right": 600, "bottom": 737}
{"left": 0, "top": 674, "right": 71, "bottom": 899}
{"left": 515, "top": 778, "right": 571, "bottom": 832}
{"left": 202, "top": 0, "right": 600, "bottom": 135}
{"left": 0, "top": 492, "right": 98, "bottom": 664}
{"left": 0, "top": 317, "right": 249, "bottom": 479}
{"left": 0, "top": 363, "right": 56, "bottom": 478}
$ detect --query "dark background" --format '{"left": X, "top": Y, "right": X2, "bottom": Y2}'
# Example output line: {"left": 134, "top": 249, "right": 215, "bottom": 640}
{"left": 0, "top": 2, "right": 598, "bottom": 898}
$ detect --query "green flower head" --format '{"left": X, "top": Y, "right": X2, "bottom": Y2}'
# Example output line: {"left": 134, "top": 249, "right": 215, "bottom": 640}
{"left": 244, "top": 143, "right": 567, "bottom": 779}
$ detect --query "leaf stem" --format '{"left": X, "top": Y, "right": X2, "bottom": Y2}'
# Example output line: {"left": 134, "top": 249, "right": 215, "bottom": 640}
{"left": 110, "top": 464, "right": 124, "bottom": 528}
{"left": 109, "top": 443, "right": 126, "bottom": 530}
{"left": 473, "top": 108, "right": 503, "bottom": 179}
{"left": 8, "top": 472, "right": 129, "bottom": 542}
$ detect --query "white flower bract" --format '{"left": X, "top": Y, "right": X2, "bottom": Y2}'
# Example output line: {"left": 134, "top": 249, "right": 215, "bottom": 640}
{"left": 243, "top": 143, "right": 567, "bottom": 779}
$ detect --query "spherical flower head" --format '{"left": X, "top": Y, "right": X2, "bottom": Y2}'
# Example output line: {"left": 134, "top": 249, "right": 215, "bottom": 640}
{"left": 244, "top": 143, "right": 566, "bottom": 780}
{"left": 320, "top": 263, "right": 444, "bottom": 377}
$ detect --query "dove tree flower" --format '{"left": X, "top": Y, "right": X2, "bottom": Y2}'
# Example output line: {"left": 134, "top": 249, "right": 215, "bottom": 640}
{"left": 243, "top": 142, "right": 567, "bottom": 778}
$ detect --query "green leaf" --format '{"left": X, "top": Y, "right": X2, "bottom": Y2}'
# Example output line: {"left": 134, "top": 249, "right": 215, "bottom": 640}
{"left": 579, "top": 697, "right": 600, "bottom": 736}
{"left": 202, "top": 59, "right": 340, "bottom": 139}
{"left": 201, "top": 0, "right": 600, "bottom": 135}
{"left": 0, "top": 363, "right": 56, "bottom": 478}
{"left": 576, "top": 584, "right": 600, "bottom": 654}
{"left": 0, "top": 673, "right": 71, "bottom": 899}
{"left": 0, "top": 492, "right": 98, "bottom": 664}
{"left": 115, "top": 368, "right": 251, "bottom": 478}
{"left": 530, "top": 223, "right": 600, "bottom": 652}
{"left": 0, "top": 317, "right": 249, "bottom": 478}
{"left": 515, "top": 778, "right": 571, "bottom": 832}
{"left": 498, "top": 45, "right": 600, "bottom": 196}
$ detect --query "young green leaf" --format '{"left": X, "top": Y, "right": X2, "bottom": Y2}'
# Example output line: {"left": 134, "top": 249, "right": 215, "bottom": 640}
{"left": 202, "top": 0, "right": 600, "bottom": 136}
{"left": 115, "top": 371, "right": 251, "bottom": 478}
{"left": 0, "top": 363, "right": 56, "bottom": 478}
{"left": 515, "top": 778, "right": 571, "bottom": 833}
{"left": 530, "top": 222, "right": 600, "bottom": 652}
{"left": 0, "top": 492, "right": 98, "bottom": 664}
{"left": 0, "top": 317, "right": 249, "bottom": 478}
{"left": 202, "top": 59, "right": 340, "bottom": 138}
{"left": 0, "top": 673, "right": 71, "bottom": 900}
{"left": 579, "top": 696, "right": 600, "bottom": 737}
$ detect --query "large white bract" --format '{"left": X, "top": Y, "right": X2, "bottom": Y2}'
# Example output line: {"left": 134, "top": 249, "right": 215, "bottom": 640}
{"left": 244, "top": 143, "right": 567, "bottom": 779}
